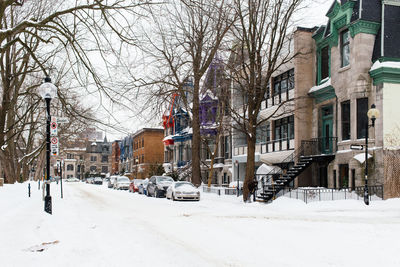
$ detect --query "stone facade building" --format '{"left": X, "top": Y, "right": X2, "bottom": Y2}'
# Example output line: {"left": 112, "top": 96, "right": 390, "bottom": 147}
{"left": 295, "top": 0, "right": 400, "bottom": 195}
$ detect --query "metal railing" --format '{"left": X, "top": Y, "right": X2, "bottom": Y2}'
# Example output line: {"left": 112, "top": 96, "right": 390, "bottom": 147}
{"left": 263, "top": 185, "right": 384, "bottom": 204}
{"left": 256, "top": 137, "right": 338, "bottom": 200}
{"left": 202, "top": 185, "right": 242, "bottom": 196}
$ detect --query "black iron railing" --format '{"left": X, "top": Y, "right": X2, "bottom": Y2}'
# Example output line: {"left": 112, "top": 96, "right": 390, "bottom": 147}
{"left": 263, "top": 185, "right": 383, "bottom": 204}
{"left": 255, "top": 137, "right": 338, "bottom": 200}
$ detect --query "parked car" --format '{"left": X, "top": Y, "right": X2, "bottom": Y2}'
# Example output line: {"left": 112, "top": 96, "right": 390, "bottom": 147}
{"left": 138, "top": 178, "right": 149, "bottom": 195}
{"left": 166, "top": 181, "right": 200, "bottom": 201}
{"left": 66, "top": 177, "right": 80, "bottom": 182}
{"left": 129, "top": 179, "right": 143, "bottom": 193}
{"left": 147, "top": 176, "right": 174, "bottom": 198}
{"left": 115, "top": 176, "right": 131, "bottom": 190}
{"left": 93, "top": 177, "right": 103, "bottom": 185}
{"left": 108, "top": 176, "right": 117, "bottom": 188}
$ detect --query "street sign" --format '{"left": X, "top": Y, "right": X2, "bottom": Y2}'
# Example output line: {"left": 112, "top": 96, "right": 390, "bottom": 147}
{"left": 51, "top": 147, "right": 59, "bottom": 156}
{"left": 50, "top": 121, "right": 58, "bottom": 136}
{"left": 350, "top": 144, "right": 364, "bottom": 150}
{"left": 57, "top": 117, "right": 69, "bottom": 124}
{"left": 50, "top": 137, "right": 59, "bottom": 156}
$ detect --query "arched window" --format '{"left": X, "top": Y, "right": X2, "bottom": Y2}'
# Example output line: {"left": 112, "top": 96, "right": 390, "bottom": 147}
{"left": 67, "top": 164, "right": 74, "bottom": 171}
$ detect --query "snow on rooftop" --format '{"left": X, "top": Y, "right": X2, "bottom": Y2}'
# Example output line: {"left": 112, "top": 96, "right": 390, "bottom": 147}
{"left": 370, "top": 61, "right": 400, "bottom": 72}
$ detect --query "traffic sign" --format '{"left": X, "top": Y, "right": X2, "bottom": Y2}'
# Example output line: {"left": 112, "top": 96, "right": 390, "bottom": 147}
{"left": 50, "top": 121, "right": 58, "bottom": 136}
{"left": 51, "top": 147, "right": 59, "bottom": 156}
{"left": 51, "top": 137, "right": 58, "bottom": 145}
{"left": 57, "top": 117, "right": 69, "bottom": 124}
{"left": 350, "top": 144, "right": 364, "bottom": 150}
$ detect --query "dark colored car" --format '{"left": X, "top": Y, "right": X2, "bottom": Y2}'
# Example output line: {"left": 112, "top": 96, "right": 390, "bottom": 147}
{"left": 93, "top": 177, "right": 103, "bottom": 185}
{"left": 147, "top": 176, "right": 174, "bottom": 198}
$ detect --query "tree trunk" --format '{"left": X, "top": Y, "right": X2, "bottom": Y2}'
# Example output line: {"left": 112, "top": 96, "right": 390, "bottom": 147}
{"left": 191, "top": 78, "right": 201, "bottom": 186}
{"left": 243, "top": 127, "right": 257, "bottom": 202}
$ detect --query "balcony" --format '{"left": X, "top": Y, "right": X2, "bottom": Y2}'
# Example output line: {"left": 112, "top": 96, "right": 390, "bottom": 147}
{"left": 234, "top": 138, "right": 295, "bottom": 156}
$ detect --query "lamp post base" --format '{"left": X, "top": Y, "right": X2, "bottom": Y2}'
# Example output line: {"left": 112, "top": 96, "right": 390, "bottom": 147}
{"left": 44, "top": 196, "right": 52, "bottom": 214}
{"left": 363, "top": 185, "right": 369, "bottom": 206}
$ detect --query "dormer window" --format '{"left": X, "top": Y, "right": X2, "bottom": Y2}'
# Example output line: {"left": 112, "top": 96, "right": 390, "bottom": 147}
{"left": 341, "top": 29, "right": 350, "bottom": 67}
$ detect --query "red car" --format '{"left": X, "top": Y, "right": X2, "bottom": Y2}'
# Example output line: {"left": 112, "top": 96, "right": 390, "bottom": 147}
{"left": 129, "top": 179, "right": 143, "bottom": 193}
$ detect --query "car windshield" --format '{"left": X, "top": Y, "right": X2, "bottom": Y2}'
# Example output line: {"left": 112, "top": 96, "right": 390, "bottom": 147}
{"left": 156, "top": 176, "right": 173, "bottom": 183}
{"left": 175, "top": 182, "right": 194, "bottom": 188}
{"left": 118, "top": 177, "right": 130, "bottom": 182}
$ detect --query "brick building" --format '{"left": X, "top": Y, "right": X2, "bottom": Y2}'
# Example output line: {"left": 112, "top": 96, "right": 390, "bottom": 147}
{"left": 130, "top": 128, "right": 164, "bottom": 179}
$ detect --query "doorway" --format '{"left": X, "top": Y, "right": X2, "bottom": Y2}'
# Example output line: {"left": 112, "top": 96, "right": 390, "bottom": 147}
{"left": 339, "top": 164, "right": 349, "bottom": 188}
{"left": 321, "top": 106, "right": 333, "bottom": 154}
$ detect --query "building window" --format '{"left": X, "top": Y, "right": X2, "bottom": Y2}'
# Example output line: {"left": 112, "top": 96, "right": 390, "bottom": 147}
{"left": 224, "top": 135, "right": 231, "bottom": 159}
{"left": 142, "top": 138, "right": 144, "bottom": 147}
{"left": 141, "top": 154, "right": 144, "bottom": 163}
{"left": 90, "top": 166, "right": 97, "bottom": 172}
{"left": 341, "top": 101, "right": 351, "bottom": 140}
{"left": 357, "top": 98, "right": 368, "bottom": 139}
{"left": 90, "top": 156, "right": 97, "bottom": 162}
{"left": 101, "top": 155, "right": 108, "bottom": 163}
{"left": 273, "top": 115, "right": 294, "bottom": 141}
{"left": 67, "top": 153, "right": 74, "bottom": 159}
{"left": 67, "top": 164, "right": 74, "bottom": 171}
{"left": 101, "top": 166, "right": 108, "bottom": 173}
{"left": 341, "top": 30, "right": 350, "bottom": 67}
{"left": 272, "top": 69, "right": 295, "bottom": 96}
{"left": 320, "top": 46, "right": 329, "bottom": 82}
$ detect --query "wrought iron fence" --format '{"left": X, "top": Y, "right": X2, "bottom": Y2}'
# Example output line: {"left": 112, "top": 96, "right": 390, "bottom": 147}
{"left": 262, "top": 185, "right": 384, "bottom": 204}
{"left": 202, "top": 185, "right": 242, "bottom": 196}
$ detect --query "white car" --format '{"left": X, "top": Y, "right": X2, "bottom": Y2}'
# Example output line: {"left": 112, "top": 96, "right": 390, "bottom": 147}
{"left": 114, "top": 176, "right": 131, "bottom": 190}
{"left": 166, "top": 181, "right": 200, "bottom": 201}
{"left": 66, "top": 177, "right": 80, "bottom": 182}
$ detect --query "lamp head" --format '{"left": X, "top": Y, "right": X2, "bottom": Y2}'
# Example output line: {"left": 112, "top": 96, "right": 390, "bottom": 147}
{"left": 367, "top": 103, "right": 380, "bottom": 119}
{"left": 367, "top": 104, "right": 380, "bottom": 127}
{"left": 38, "top": 76, "right": 57, "bottom": 99}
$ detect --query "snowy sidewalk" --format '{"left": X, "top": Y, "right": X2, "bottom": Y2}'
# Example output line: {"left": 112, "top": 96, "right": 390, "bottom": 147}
{"left": 1, "top": 182, "right": 400, "bottom": 267}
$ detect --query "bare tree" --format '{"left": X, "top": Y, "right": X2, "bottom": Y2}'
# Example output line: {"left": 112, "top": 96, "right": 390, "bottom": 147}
{"left": 0, "top": 0, "right": 148, "bottom": 183}
{"left": 227, "top": 0, "right": 304, "bottom": 201}
{"left": 139, "top": 0, "right": 235, "bottom": 185}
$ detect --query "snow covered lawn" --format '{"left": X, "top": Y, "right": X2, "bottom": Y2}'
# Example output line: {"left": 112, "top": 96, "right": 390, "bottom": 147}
{"left": 1, "top": 182, "right": 399, "bottom": 267}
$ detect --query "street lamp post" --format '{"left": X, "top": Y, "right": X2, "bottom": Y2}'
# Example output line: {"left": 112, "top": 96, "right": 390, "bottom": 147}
{"left": 364, "top": 104, "right": 380, "bottom": 205}
{"left": 39, "top": 76, "right": 57, "bottom": 214}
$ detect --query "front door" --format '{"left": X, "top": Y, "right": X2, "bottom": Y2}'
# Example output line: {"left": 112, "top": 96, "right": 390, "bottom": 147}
{"left": 321, "top": 106, "right": 333, "bottom": 154}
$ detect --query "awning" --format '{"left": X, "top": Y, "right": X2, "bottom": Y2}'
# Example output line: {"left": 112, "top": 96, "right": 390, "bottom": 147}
{"left": 256, "top": 164, "right": 276, "bottom": 175}
{"left": 353, "top": 153, "right": 372, "bottom": 164}
{"left": 260, "top": 150, "right": 293, "bottom": 165}
{"left": 233, "top": 153, "right": 261, "bottom": 163}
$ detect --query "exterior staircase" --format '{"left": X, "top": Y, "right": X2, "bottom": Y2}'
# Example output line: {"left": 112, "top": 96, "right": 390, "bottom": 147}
{"left": 257, "top": 137, "right": 337, "bottom": 202}
{"left": 178, "top": 161, "right": 192, "bottom": 181}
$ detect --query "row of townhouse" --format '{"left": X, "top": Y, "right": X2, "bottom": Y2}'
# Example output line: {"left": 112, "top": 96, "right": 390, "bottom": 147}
{"left": 112, "top": 128, "right": 164, "bottom": 179}
{"left": 161, "top": 59, "right": 234, "bottom": 185}
{"left": 232, "top": 0, "right": 400, "bottom": 197}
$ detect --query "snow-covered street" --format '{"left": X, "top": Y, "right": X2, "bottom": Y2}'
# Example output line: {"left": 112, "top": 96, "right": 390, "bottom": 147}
{"left": 1, "top": 182, "right": 400, "bottom": 267}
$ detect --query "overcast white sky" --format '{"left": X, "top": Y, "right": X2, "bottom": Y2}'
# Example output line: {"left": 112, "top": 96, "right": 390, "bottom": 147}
{"left": 95, "top": 0, "right": 334, "bottom": 142}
